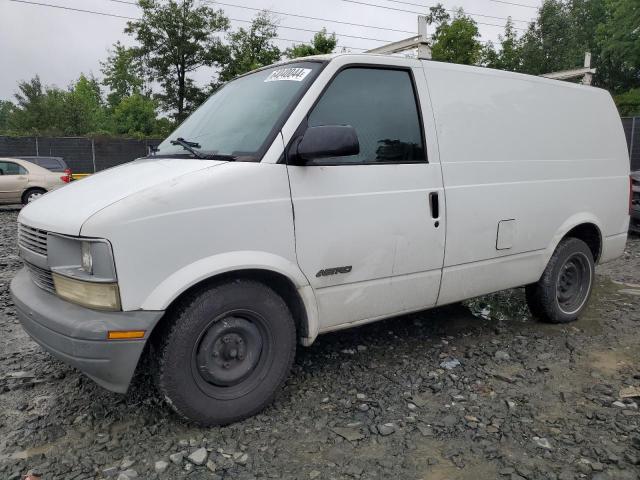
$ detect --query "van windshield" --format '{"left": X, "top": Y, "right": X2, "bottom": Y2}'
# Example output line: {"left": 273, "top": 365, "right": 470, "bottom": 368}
{"left": 154, "top": 61, "right": 323, "bottom": 160}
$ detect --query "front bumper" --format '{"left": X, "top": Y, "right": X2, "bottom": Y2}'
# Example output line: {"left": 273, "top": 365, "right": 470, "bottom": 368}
{"left": 10, "top": 268, "right": 164, "bottom": 393}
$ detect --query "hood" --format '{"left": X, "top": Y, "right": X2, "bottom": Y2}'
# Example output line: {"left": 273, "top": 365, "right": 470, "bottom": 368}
{"left": 19, "top": 157, "right": 226, "bottom": 235}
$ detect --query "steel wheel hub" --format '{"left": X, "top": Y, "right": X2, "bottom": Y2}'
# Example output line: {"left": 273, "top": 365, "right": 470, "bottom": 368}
{"left": 28, "top": 192, "right": 42, "bottom": 203}
{"left": 556, "top": 253, "right": 590, "bottom": 313}
{"left": 196, "top": 316, "right": 263, "bottom": 387}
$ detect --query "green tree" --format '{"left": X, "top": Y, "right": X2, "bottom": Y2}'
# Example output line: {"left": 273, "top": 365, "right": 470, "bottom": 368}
{"left": 9, "top": 75, "right": 107, "bottom": 135}
{"left": 510, "top": 0, "right": 637, "bottom": 92}
{"left": 111, "top": 93, "right": 159, "bottom": 135}
{"left": 518, "top": 0, "right": 576, "bottom": 75}
{"left": 125, "top": 0, "right": 230, "bottom": 121}
{"left": 10, "top": 76, "right": 46, "bottom": 132}
{"left": 570, "top": 0, "right": 606, "bottom": 55}
{"left": 285, "top": 29, "right": 337, "bottom": 58}
{"left": 153, "top": 117, "right": 175, "bottom": 137}
{"left": 614, "top": 89, "right": 640, "bottom": 116}
{"left": 428, "top": 6, "right": 482, "bottom": 65}
{"left": 101, "top": 42, "right": 147, "bottom": 108}
{"left": 10, "top": 76, "right": 66, "bottom": 134}
{"left": 0, "top": 100, "right": 12, "bottom": 132}
{"left": 482, "top": 19, "right": 523, "bottom": 71}
{"left": 216, "top": 12, "right": 281, "bottom": 85}
{"left": 64, "top": 74, "right": 105, "bottom": 135}
{"left": 515, "top": 0, "right": 608, "bottom": 77}
{"left": 596, "top": 0, "right": 640, "bottom": 93}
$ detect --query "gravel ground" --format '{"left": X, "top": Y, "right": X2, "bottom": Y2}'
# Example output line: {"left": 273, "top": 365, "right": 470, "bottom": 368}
{"left": 1, "top": 208, "right": 640, "bottom": 480}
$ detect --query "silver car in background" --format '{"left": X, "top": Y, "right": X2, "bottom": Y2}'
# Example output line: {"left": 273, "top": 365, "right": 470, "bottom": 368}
{"left": 0, "top": 157, "right": 70, "bottom": 205}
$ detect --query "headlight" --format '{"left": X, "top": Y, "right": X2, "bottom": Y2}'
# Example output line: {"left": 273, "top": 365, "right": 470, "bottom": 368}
{"left": 47, "top": 234, "right": 121, "bottom": 311}
{"left": 52, "top": 274, "right": 121, "bottom": 311}
{"left": 81, "top": 241, "right": 93, "bottom": 274}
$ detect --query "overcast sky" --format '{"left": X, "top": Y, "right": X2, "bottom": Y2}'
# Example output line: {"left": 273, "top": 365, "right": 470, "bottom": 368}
{"left": 0, "top": 0, "right": 542, "bottom": 101}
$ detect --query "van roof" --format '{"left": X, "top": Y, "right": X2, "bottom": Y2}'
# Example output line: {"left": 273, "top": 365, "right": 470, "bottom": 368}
{"left": 284, "top": 52, "right": 606, "bottom": 94}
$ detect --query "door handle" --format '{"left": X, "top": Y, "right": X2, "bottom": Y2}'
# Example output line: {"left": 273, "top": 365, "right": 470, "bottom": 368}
{"left": 429, "top": 192, "right": 439, "bottom": 218}
{"left": 429, "top": 192, "right": 440, "bottom": 227}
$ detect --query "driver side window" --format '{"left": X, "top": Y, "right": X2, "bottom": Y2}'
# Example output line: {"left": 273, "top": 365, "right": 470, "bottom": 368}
{"left": 306, "top": 67, "right": 426, "bottom": 165}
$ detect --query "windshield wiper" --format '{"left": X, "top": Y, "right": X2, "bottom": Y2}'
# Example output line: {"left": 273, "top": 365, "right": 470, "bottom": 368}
{"left": 170, "top": 137, "right": 204, "bottom": 158}
{"left": 167, "top": 138, "right": 238, "bottom": 161}
{"left": 201, "top": 153, "right": 237, "bottom": 161}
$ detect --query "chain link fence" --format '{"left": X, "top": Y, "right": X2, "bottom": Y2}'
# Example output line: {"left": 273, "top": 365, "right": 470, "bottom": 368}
{"left": 0, "top": 136, "right": 162, "bottom": 173}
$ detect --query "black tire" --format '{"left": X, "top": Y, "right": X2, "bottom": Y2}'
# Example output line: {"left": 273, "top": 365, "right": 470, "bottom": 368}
{"left": 525, "top": 237, "right": 595, "bottom": 324}
{"left": 152, "top": 280, "right": 297, "bottom": 426}
{"left": 22, "top": 188, "right": 46, "bottom": 205}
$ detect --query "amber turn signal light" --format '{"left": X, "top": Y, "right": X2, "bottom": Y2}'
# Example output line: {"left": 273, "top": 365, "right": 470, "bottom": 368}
{"left": 107, "top": 330, "right": 146, "bottom": 340}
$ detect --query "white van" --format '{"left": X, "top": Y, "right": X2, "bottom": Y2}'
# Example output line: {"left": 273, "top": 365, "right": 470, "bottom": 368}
{"left": 11, "top": 54, "right": 631, "bottom": 425}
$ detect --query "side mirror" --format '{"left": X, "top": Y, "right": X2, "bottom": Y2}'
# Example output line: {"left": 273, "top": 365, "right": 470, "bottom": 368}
{"left": 294, "top": 125, "right": 359, "bottom": 163}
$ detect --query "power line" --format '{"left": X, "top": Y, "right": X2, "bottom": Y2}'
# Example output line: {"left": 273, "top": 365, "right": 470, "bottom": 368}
{"left": 490, "top": 0, "right": 539, "bottom": 9}
{"left": 96, "top": 0, "right": 402, "bottom": 43}
{"left": 260, "top": 22, "right": 395, "bottom": 43}
{"left": 99, "top": 0, "right": 137, "bottom": 5}
{"left": 6, "top": 0, "right": 501, "bottom": 53}
{"left": 7, "top": 0, "right": 136, "bottom": 19}
{"left": 215, "top": 1, "right": 417, "bottom": 35}
{"left": 4, "top": 0, "right": 369, "bottom": 51}
{"left": 226, "top": 17, "right": 393, "bottom": 43}
{"left": 99, "top": 0, "right": 417, "bottom": 35}
{"left": 341, "top": 0, "right": 528, "bottom": 30}
{"left": 373, "top": 0, "right": 533, "bottom": 23}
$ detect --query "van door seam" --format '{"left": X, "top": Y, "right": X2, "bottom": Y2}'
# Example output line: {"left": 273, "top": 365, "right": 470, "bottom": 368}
{"left": 418, "top": 63, "right": 447, "bottom": 305}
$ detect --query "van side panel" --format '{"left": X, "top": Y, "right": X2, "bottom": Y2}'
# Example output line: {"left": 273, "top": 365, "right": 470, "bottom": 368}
{"left": 422, "top": 62, "right": 630, "bottom": 305}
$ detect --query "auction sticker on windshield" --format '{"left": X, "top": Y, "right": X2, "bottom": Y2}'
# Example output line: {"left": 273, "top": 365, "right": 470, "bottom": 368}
{"left": 265, "top": 68, "right": 312, "bottom": 82}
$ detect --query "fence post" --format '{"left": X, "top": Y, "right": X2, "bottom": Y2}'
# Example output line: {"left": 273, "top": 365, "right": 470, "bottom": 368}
{"left": 91, "top": 138, "right": 97, "bottom": 173}
{"left": 35, "top": 136, "right": 39, "bottom": 156}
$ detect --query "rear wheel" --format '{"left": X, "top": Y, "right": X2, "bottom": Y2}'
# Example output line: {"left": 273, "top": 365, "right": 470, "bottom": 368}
{"left": 525, "top": 237, "right": 594, "bottom": 323}
{"left": 152, "top": 280, "right": 297, "bottom": 426}
{"left": 22, "top": 188, "right": 46, "bottom": 204}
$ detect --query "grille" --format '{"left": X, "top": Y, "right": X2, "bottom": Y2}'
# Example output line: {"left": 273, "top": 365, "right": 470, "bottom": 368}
{"left": 18, "top": 223, "right": 48, "bottom": 256}
{"left": 24, "top": 261, "right": 55, "bottom": 294}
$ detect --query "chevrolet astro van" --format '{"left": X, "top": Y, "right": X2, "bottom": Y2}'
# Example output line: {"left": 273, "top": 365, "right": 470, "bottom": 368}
{"left": 11, "top": 54, "right": 631, "bottom": 425}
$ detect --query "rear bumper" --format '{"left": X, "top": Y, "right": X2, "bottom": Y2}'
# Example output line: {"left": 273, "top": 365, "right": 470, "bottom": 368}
{"left": 10, "top": 268, "right": 164, "bottom": 393}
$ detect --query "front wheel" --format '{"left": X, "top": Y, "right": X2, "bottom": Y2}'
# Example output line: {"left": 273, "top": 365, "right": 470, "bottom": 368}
{"left": 525, "top": 237, "right": 595, "bottom": 323}
{"left": 22, "top": 188, "right": 46, "bottom": 205}
{"left": 152, "top": 280, "right": 297, "bottom": 426}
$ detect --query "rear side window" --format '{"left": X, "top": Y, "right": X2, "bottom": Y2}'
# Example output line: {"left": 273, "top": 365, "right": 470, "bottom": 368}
{"left": 0, "top": 162, "right": 27, "bottom": 175}
{"left": 36, "top": 158, "right": 63, "bottom": 171}
{"left": 306, "top": 67, "right": 426, "bottom": 165}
